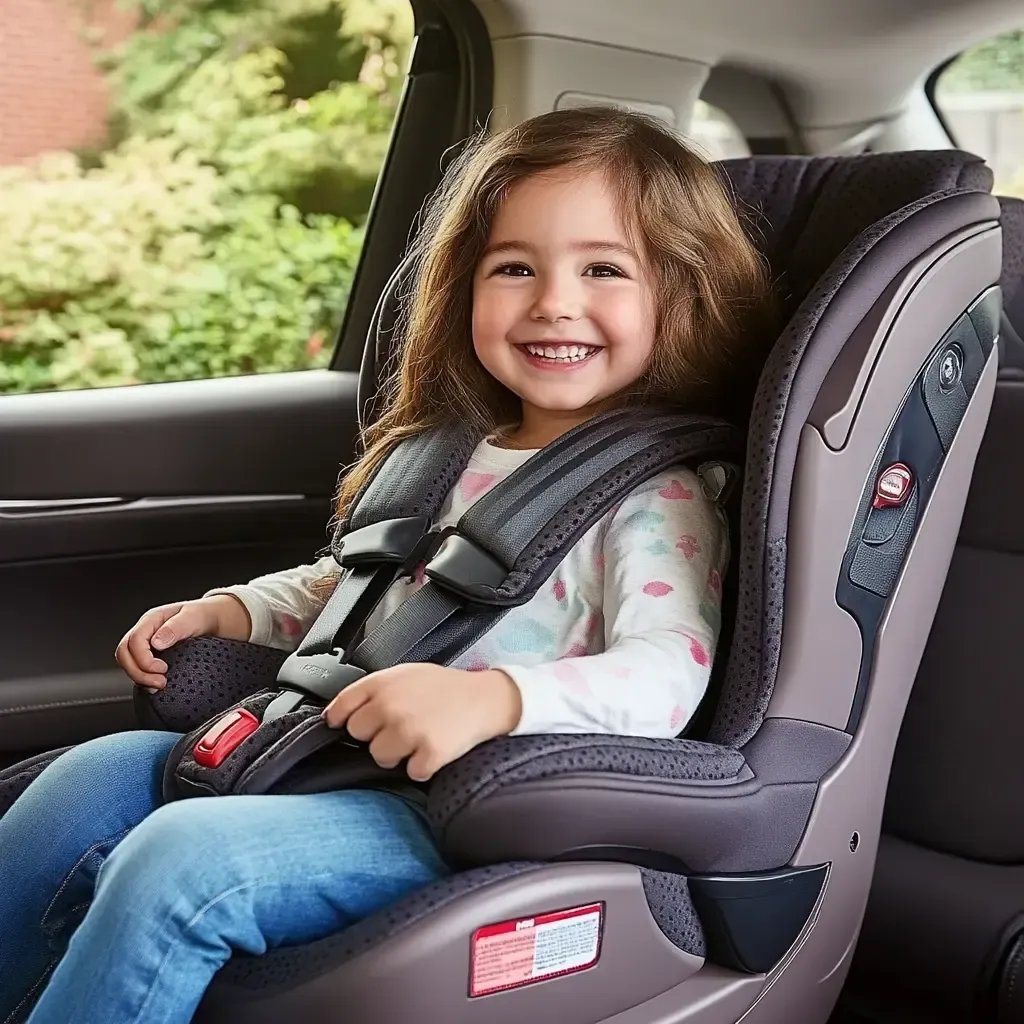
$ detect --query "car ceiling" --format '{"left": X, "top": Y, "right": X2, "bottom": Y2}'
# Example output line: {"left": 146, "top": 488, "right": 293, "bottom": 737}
{"left": 474, "top": 0, "right": 1024, "bottom": 127}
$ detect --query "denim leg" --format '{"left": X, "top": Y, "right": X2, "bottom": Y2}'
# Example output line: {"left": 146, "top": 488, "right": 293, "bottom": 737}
{"left": 25, "top": 786, "right": 449, "bottom": 1024}
{"left": 0, "top": 730, "right": 180, "bottom": 1024}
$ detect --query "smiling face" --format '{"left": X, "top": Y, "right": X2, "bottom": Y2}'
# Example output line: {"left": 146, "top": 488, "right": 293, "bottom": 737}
{"left": 471, "top": 166, "right": 657, "bottom": 445}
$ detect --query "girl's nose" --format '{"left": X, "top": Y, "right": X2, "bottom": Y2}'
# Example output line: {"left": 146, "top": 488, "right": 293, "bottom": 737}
{"left": 529, "top": 274, "right": 582, "bottom": 322}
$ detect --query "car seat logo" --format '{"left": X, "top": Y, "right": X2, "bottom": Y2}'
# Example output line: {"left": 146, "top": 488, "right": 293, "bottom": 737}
{"left": 938, "top": 345, "right": 963, "bottom": 394}
{"left": 300, "top": 664, "right": 330, "bottom": 680}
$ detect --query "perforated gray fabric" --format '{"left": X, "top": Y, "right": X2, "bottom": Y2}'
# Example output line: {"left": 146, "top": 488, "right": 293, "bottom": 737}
{"left": 341, "top": 426, "right": 481, "bottom": 535}
{"left": 0, "top": 746, "right": 71, "bottom": 818}
{"left": 427, "top": 734, "right": 746, "bottom": 832}
{"left": 214, "top": 862, "right": 542, "bottom": 991}
{"left": 718, "top": 151, "right": 992, "bottom": 315}
{"left": 143, "top": 636, "right": 287, "bottom": 733}
{"left": 640, "top": 869, "right": 707, "bottom": 958}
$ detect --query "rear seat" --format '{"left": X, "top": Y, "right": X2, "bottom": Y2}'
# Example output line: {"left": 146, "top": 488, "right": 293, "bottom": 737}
{"left": 996, "top": 197, "right": 1024, "bottom": 375}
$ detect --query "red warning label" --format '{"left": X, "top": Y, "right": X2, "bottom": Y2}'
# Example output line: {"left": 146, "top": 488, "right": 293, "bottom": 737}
{"left": 469, "top": 903, "right": 603, "bottom": 997}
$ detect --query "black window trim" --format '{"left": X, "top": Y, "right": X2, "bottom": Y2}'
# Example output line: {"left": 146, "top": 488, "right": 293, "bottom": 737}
{"left": 925, "top": 55, "right": 961, "bottom": 148}
{"left": 330, "top": 0, "right": 493, "bottom": 373}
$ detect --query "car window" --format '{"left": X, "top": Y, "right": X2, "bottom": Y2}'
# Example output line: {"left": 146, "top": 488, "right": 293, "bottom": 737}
{"left": 933, "top": 30, "right": 1024, "bottom": 197}
{"left": 0, "top": 0, "right": 413, "bottom": 395}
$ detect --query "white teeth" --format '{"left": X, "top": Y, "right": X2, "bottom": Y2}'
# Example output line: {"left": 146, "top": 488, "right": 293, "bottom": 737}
{"left": 524, "top": 344, "right": 597, "bottom": 363}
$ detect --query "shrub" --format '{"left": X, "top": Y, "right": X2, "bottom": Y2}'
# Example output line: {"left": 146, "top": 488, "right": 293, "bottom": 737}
{"left": 0, "top": 0, "right": 411, "bottom": 393}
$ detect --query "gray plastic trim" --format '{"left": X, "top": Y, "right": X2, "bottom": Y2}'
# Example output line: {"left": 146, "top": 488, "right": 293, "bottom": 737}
{"left": 770, "top": 224, "right": 1002, "bottom": 729}
{"left": 0, "top": 369, "right": 357, "bottom": 501}
{"left": 745, "top": 351, "right": 999, "bottom": 1022}
{"left": 0, "top": 495, "right": 305, "bottom": 518}
{"left": 810, "top": 221, "right": 1000, "bottom": 449}
{"left": 195, "top": 864, "right": 706, "bottom": 1024}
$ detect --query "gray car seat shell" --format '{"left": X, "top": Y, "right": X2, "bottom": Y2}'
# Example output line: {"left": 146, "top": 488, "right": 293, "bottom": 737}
{"left": 847, "top": 197, "right": 1024, "bottom": 1023}
{"left": 0, "top": 152, "right": 1001, "bottom": 1024}
{"left": 180, "top": 151, "right": 1002, "bottom": 1024}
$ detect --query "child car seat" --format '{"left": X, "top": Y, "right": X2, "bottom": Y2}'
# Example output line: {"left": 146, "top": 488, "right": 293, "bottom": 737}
{"left": 0, "top": 150, "right": 1003, "bottom": 1024}
{"left": 845, "top": 196, "right": 1024, "bottom": 1024}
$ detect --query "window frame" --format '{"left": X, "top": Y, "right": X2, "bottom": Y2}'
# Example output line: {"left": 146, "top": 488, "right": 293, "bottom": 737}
{"left": 925, "top": 54, "right": 961, "bottom": 147}
{"left": 329, "top": 0, "right": 493, "bottom": 373}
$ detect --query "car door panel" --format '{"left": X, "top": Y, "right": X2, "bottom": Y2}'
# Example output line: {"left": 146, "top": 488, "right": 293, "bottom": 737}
{"left": 0, "top": 370, "right": 359, "bottom": 760}
{"left": 0, "top": 370, "right": 358, "bottom": 499}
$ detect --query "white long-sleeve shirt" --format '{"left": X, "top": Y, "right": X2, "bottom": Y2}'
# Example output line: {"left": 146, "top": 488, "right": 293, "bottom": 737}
{"left": 207, "top": 438, "right": 729, "bottom": 739}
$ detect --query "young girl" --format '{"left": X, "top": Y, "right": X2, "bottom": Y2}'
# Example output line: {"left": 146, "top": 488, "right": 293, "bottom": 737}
{"left": 0, "top": 106, "right": 772, "bottom": 1024}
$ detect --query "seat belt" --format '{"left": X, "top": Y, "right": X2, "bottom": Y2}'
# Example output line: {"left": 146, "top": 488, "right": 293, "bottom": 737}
{"left": 267, "top": 408, "right": 741, "bottom": 719}
{"left": 162, "top": 407, "right": 743, "bottom": 800}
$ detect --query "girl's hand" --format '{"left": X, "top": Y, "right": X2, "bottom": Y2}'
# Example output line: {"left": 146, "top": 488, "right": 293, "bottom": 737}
{"left": 323, "top": 664, "right": 523, "bottom": 781}
{"left": 115, "top": 595, "right": 251, "bottom": 689}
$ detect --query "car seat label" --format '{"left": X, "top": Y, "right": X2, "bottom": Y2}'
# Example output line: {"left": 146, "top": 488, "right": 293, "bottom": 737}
{"left": 469, "top": 902, "right": 603, "bottom": 997}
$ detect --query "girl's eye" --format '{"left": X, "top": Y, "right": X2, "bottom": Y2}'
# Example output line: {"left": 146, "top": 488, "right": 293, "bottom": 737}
{"left": 585, "top": 263, "right": 625, "bottom": 279}
{"left": 492, "top": 262, "right": 533, "bottom": 277}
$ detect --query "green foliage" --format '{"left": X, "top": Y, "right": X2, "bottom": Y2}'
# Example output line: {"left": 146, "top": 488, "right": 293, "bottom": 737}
{"left": 940, "top": 30, "right": 1024, "bottom": 92}
{"left": 0, "top": 0, "right": 411, "bottom": 394}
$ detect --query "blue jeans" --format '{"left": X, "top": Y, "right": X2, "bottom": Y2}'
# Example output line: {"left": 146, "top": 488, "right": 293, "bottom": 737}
{"left": 0, "top": 730, "right": 449, "bottom": 1024}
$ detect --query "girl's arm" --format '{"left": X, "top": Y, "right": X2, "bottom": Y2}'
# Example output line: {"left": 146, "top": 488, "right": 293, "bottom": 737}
{"left": 204, "top": 553, "right": 340, "bottom": 650}
{"left": 496, "top": 469, "right": 730, "bottom": 738}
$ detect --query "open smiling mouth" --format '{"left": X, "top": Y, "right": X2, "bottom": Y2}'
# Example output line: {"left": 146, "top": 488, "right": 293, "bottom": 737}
{"left": 516, "top": 343, "right": 602, "bottom": 365}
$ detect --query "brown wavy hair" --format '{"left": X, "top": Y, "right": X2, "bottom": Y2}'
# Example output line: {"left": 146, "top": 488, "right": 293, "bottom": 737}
{"left": 334, "top": 105, "right": 775, "bottom": 531}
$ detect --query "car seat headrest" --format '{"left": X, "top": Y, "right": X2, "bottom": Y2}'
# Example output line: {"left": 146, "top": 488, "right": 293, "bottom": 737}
{"left": 715, "top": 150, "right": 992, "bottom": 321}
{"left": 358, "top": 149, "right": 993, "bottom": 432}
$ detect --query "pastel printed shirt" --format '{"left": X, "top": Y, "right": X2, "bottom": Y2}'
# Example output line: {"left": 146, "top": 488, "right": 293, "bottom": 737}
{"left": 207, "top": 438, "right": 730, "bottom": 738}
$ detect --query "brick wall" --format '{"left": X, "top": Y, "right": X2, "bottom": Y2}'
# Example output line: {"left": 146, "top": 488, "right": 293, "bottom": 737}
{"left": 0, "top": 0, "right": 135, "bottom": 164}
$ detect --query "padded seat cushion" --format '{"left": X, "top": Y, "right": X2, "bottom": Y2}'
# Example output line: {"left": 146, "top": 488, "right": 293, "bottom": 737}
{"left": 428, "top": 734, "right": 746, "bottom": 830}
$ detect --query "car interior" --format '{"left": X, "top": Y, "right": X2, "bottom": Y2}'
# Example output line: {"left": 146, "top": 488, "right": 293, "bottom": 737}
{"left": 1, "top": 0, "right": 1023, "bottom": 1021}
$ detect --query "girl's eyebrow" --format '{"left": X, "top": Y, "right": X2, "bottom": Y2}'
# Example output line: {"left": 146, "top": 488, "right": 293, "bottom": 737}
{"left": 481, "top": 239, "right": 639, "bottom": 259}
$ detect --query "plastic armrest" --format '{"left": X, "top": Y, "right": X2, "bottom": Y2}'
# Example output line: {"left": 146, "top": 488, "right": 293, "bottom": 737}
{"left": 429, "top": 721, "right": 851, "bottom": 875}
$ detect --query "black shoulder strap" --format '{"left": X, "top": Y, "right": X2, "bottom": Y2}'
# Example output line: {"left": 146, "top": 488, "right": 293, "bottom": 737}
{"left": 274, "top": 424, "right": 482, "bottom": 697}
{"left": 274, "top": 408, "right": 741, "bottom": 704}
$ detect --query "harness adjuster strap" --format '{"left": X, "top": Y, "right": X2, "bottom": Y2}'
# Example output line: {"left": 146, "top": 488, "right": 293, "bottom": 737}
{"left": 338, "top": 515, "right": 431, "bottom": 569}
{"left": 425, "top": 530, "right": 509, "bottom": 601}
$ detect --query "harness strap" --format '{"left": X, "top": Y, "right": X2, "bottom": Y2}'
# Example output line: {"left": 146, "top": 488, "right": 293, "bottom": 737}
{"left": 163, "top": 407, "right": 744, "bottom": 800}
{"left": 270, "top": 408, "right": 742, "bottom": 715}
{"left": 345, "top": 411, "right": 741, "bottom": 672}
{"left": 268, "top": 426, "right": 482, "bottom": 717}
{"left": 463, "top": 411, "right": 701, "bottom": 568}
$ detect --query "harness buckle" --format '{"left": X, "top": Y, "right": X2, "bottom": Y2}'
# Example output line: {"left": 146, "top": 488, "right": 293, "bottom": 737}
{"left": 337, "top": 516, "right": 431, "bottom": 568}
{"left": 193, "top": 708, "right": 261, "bottom": 768}
{"left": 274, "top": 652, "right": 367, "bottom": 702}
{"left": 425, "top": 530, "right": 509, "bottom": 600}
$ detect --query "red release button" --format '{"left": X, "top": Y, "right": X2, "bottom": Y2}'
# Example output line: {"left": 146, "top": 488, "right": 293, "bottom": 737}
{"left": 872, "top": 462, "right": 913, "bottom": 509}
{"left": 193, "top": 708, "right": 261, "bottom": 768}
